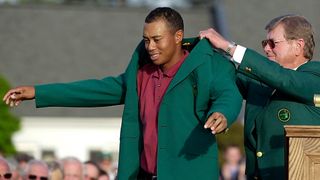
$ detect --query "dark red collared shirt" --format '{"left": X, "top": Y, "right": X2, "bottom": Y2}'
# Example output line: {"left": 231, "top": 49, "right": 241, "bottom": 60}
{"left": 137, "top": 51, "right": 189, "bottom": 174}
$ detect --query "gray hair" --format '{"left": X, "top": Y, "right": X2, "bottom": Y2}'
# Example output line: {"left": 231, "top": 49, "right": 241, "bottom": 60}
{"left": 265, "top": 14, "right": 315, "bottom": 60}
{"left": 23, "top": 159, "right": 49, "bottom": 178}
{"left": 0, "top": 157, "right": 11, "bottom": 171}
{"left": 60, "top": 156, "right": 84, "bottom": 180}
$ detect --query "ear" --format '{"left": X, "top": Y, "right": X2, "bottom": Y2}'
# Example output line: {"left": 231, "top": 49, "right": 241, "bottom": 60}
{"left": 294, "top": 38, "right": 305, "bottom": 56}
{"left": 175, "top": 30, "right": 183, "bottom": 44}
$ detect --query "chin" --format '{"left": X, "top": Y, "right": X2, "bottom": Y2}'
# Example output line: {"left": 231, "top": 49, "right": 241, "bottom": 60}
{"left": 152, "top": 60, "right": 162, "bottom": 66}
{"left": 268, "top": 57, "right": 276, "bottom": 61}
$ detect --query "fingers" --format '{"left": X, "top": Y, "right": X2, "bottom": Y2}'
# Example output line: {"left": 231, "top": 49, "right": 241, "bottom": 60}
{"left": 4, "top": 92, "right": 20, "bottom": 107}
{"left": 204, "top": 112, "right": 227, "bottom": 134}
{"left": 199, "top": 28, "right": 229, "bottom": 50}
{"left": 199, "top": 28, "right": 214, "bottom": 39}
{"left": 214, "top": 119, "right": 227, "bottom": 134}
{"left": 8, "top": 98, "right": 22, "bottom": 107}
{"left": 3, "top": 89, "right": 19, "bottom": 101}
{"left": 199, "top": 30, "right": 206, "bottom": 39}
{"left": 2, "top": 86, "right": 35, "bottom": 107}
{"left": 3, "top": 89, "right": 19, "bottom": 106}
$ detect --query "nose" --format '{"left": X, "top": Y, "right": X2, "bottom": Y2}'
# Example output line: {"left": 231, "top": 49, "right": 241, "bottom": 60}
{"left": 263, "top": 44, "right": 272, "bottom": 54}
{"left": 145, "top": 40, "right": 156, "bottom": 51}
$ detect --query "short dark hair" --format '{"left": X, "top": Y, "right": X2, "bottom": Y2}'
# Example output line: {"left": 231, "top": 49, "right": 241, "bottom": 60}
{"left": 145, "top": 7, "right": 184, "bottom": 33}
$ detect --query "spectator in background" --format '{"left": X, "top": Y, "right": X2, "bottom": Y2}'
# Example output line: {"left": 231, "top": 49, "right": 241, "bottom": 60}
{"left": 61, "top": 157, "right": 84, "bottom": 180}
{"left": 7, "top": 159, "right": 22, "bottom": 180}
{"left": 14, "top": 154, "right": 33, "bottom": 179}
{"left": 23, "top": 160, "right": 49, "bottom": 180}
{"left": 0, "top": 157, "right": 12, "bottom": 180}
{"left": 84, "top": 161, "right": 100, "bottom": 180}
{"left": 97, "top": 154, "right": 114, "bottom": 180}
{"left": 98, "top": 170, "right": 109, "bottom": 180}
{"left": 48, "top": 161, "right": 63, "bottom": 180}
{"left": 220, "top": 145, "right": 246, "bottom": 180}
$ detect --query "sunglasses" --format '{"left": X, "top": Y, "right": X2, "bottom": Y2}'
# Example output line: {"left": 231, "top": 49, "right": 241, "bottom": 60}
{"left": 87, "top": 177, "right": 97, "bottom": 180}
{"left": 0, "top": 173, "right": 12, "bottom": 179}
{"left": 261, "top": 39, "right": 286, "bottom": 49}
{"left": 28, "top": 174, "right": 48, "bottom": 180}
{"left": 85, "top": 175, "right": 97, "bottom": 180}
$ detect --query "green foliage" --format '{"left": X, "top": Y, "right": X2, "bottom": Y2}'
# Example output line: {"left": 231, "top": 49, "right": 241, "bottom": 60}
{"left": 0, "top": 76, "right": 20, "bottom": 155}
{"left": 216, "top": 121, "right": 244, "bottom": 167}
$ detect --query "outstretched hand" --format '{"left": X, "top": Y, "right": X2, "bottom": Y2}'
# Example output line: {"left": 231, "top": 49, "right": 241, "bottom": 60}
{"left": 204, "top": 112, "right": 228, "bottom": 134}
{"left": 2, "top": 86, "right": 35, "bottom": 107}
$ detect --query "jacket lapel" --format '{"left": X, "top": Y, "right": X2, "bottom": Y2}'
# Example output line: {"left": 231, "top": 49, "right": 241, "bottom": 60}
{"left": 166, "top": 38, "right": 214, "bottom": 94}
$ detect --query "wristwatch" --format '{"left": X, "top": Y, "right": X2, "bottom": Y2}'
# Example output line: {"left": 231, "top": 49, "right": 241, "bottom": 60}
{"left": 225, "top": 42, "right": 236, "bottom": 56}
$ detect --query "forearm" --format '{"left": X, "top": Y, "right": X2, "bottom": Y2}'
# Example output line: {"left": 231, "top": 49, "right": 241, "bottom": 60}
{"left": 35, "top": 75, "right": 126, "bottom": 108}
{"left": 208, "top": 58, "right": 243, "bottom": 126}
{"left": 208, "top": 83, "right": 243, "bottom": 126}
{"left": 238, "top": 49, "right": 320, "bottom": 104}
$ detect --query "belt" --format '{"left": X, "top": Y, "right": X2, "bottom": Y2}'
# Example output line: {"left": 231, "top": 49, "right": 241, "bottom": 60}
{"left": 137, "top": 168, "right": 157, "bottom": 180}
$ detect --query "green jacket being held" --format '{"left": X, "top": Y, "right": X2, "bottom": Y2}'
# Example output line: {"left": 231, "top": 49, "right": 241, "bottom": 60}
{"left": 35, "top": 38, "right": 242, "bottom": 180}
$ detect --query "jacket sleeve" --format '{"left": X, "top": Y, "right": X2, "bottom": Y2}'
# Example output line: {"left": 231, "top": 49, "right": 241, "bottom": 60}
{"left": 207, "top": 51, "right": 243, "bottom": 126}
{"left": 35, "top": 73, "right": 126, "bottom": 108}
{"left": 238, "top": 48, "right": 320, "bottom": 105}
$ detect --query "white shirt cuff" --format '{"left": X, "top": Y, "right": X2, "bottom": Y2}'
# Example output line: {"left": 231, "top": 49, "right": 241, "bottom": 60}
{"left": 232, "top": 45, "right": 246, "bottom": 64}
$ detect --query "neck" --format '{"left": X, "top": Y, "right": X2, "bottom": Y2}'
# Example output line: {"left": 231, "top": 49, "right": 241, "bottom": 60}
{"left": 283, "top": 58, "right": 308, "bottom": 70}
{"left": 161, "top": 48, "right": 185, "bottom": 71}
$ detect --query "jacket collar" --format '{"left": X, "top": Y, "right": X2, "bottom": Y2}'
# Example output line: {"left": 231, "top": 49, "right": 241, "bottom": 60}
{"left": 131, "top": 37, "right": 214, "bottom": 93}
{"left": 166, "top": 38, "right": 214, "bottom": 93}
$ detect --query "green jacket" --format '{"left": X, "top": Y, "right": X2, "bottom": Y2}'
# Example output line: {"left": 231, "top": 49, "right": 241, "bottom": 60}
{"left": 237, "top": 49, "right": 320, "bottom": 179}
{"left": 35, "top": 38, "right": 242, "bottom": 180}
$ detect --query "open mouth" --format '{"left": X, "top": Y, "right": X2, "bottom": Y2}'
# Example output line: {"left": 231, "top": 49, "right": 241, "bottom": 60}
{"left": 149, "top": 53, "right": 160, "bottom": 61}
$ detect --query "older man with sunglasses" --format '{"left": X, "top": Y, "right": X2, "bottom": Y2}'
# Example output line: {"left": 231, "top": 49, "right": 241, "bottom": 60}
{"left": 0, "top": 157, "right": 12, "bottom": 180}
{"left": 24, "top": 160, "right": 49, "bottom": 180}
{"left": 200, "top": 14, "right": 320, "bottom": 180}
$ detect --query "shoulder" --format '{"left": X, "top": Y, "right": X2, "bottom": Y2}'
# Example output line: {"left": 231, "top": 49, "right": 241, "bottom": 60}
{"left": 306, "top": 60, "right": 320, "bottom": 66}
{"left": 299, "top": 60, "right": 320, "bottom": 72}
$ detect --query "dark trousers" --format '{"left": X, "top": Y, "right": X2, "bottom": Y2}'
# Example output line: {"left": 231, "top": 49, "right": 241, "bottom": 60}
{"left": 137, "top": 168, "right": 157, "bottom": 180}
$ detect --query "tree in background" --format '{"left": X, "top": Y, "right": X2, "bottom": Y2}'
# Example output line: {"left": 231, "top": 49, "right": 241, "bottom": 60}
{"left": 0, "top": 75, "right": 20, "bottom": 156}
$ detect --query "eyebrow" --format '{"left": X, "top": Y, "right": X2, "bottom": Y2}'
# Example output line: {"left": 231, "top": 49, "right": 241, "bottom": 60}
{"left": 143, "top": 35, "right": 162, "bottom": 39}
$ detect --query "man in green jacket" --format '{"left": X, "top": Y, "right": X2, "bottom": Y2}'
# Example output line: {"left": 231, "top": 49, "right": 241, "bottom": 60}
{"left": 200, "top": 15, "right": 320, "bottom": 179}
{"left": 3, "top": 7, "right": 242, "bottom": 179}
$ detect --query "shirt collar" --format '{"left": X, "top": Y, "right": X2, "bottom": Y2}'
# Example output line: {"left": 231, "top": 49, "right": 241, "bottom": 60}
{"left": 293, "top": 60, "right": 308, "bottom": 70}
{"left": 153, "top": 50, "right": 189, "bottom": 78}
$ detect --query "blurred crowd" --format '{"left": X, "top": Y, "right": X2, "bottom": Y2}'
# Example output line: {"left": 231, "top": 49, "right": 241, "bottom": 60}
{"left": 0, "top": 153, "right": 118, "bottom": 180}
{"left": 0, "top": 144, "right": 246, "bottom": 180}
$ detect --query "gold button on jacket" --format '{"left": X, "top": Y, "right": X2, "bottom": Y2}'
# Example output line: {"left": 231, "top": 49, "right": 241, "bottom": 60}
{"left": 256, "top": 151, "right": 263, "bottom": 157}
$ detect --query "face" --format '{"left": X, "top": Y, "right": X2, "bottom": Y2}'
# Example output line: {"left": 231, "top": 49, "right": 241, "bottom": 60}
{"left": 11, "top": 169, "right": 22, "bottom": 180}
{"left": 0, "top": 160, "right": 11, "bottom": 180}
{"left": 84, "top": 164, "right": 99, "bottom": 180}
{"left": 262, "top": 24, "right": 297, "bottom": 68}
{"left": 50, "top": 169, "right": 63, "bottom": 180}
{"left": 27, "top": 164, "right": 49, "bottom": 180}
{"left": 143, "top": 19, "right": 183, "bottom": 71}
{"left": 224, "top": 147, "right": 242, "bottom": 164}
{"left": 98, "top": 175, "right": 109, "bottom": 180}
{"left": 63, "top": 162, "right": 83, "bottom": 180}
